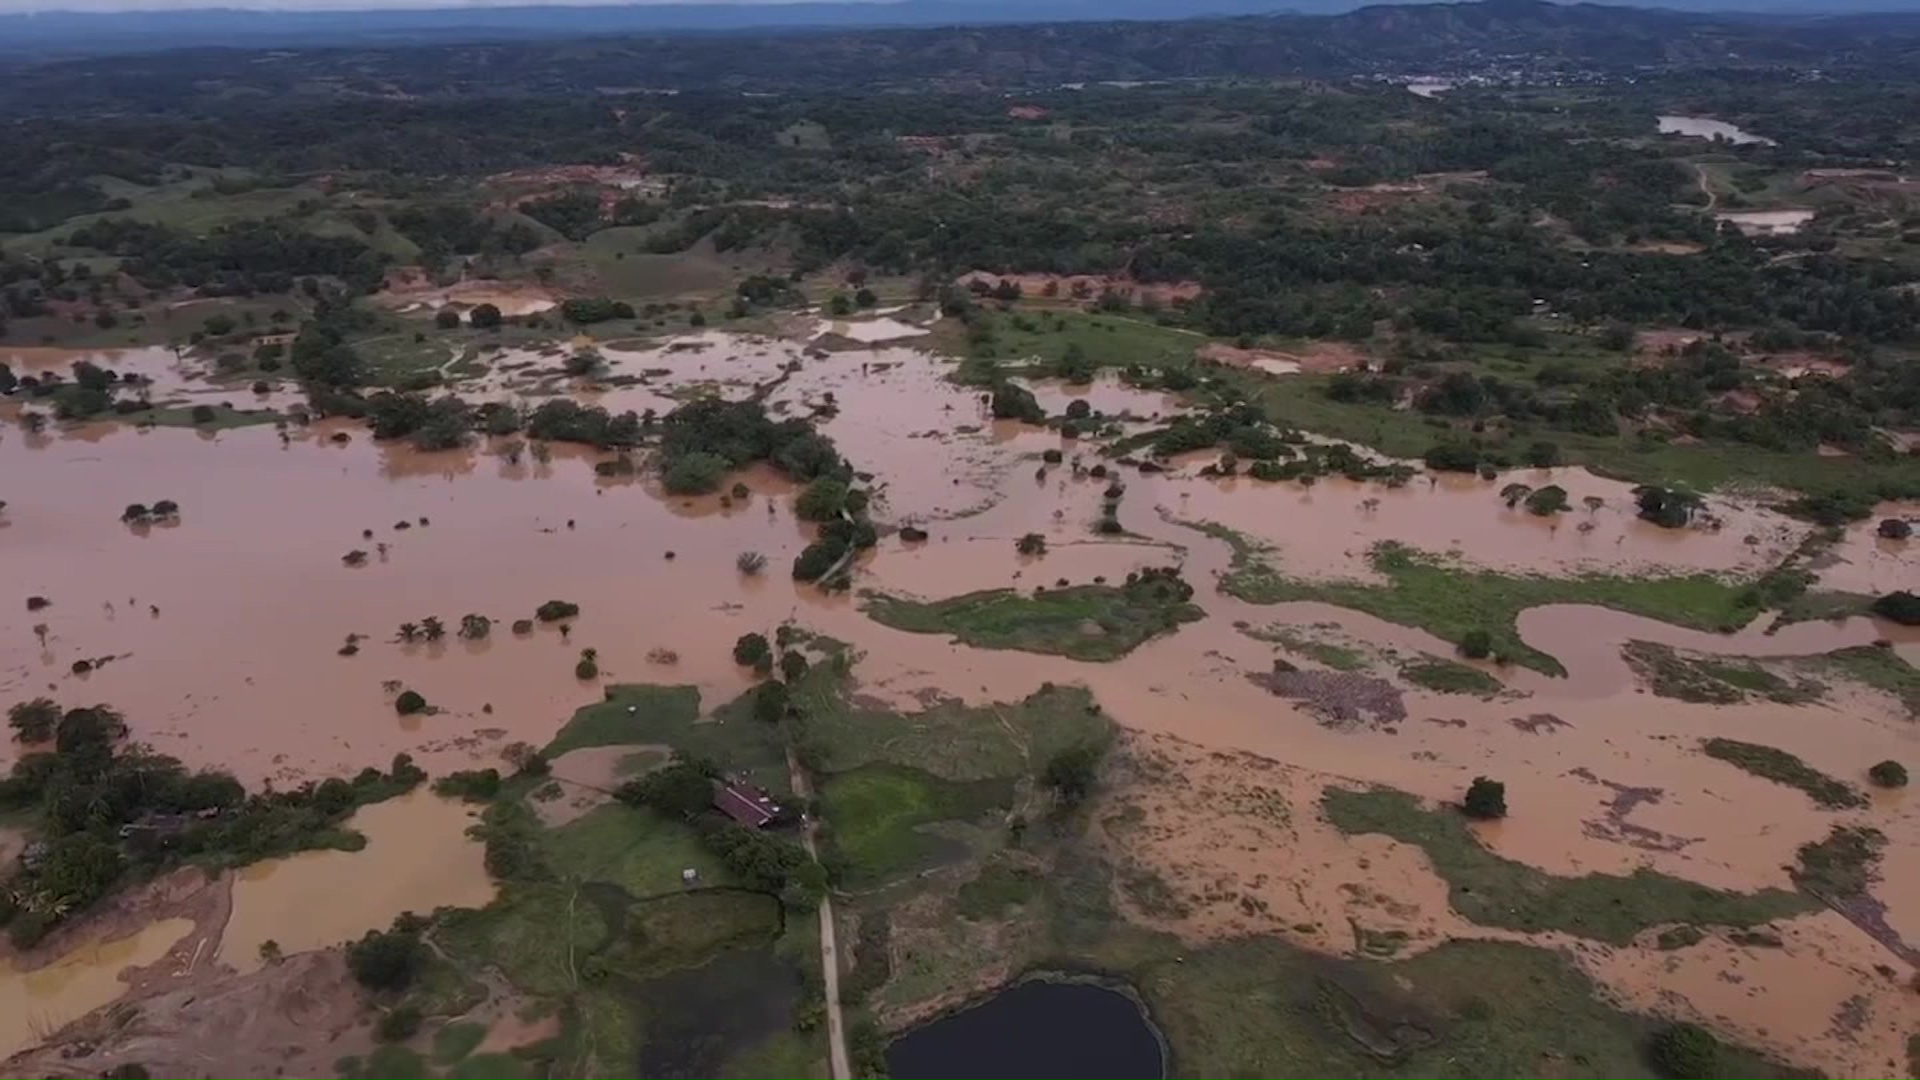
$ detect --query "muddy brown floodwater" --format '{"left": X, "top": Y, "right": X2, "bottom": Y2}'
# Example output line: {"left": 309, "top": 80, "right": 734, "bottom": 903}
{"left": 4, "top": 329, "right": 1919, "bottom": 1075}
{"left": 219, "top": 790, "right": 494, "bottom": 973}
{"left": 0, "top": 918, "right": 195, "bottom": 1059}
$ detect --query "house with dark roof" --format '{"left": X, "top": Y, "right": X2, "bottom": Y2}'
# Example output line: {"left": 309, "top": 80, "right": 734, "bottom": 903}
{"left": 712, "top": 777, "right": 783, "bottom": 829}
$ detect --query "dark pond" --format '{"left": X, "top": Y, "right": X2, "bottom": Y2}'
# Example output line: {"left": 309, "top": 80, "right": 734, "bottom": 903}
{"left": 885, "top": 979, "right": 1166, "bottom": 1079}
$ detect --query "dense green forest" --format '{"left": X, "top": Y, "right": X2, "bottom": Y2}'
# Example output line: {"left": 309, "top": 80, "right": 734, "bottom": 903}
{"left": 2, "top": 1, "right": 1918, "bottom": 502}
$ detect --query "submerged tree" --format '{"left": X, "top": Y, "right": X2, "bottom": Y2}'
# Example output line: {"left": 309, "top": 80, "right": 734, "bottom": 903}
{"left": 459, "top": 614, "right": 491, "bottom": 640}
{"left": 1462, "top": 776, "right": 1507, "bottom": 820}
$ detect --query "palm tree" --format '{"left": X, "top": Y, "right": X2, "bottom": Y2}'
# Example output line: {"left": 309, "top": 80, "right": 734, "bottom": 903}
{"left": 397, "top": 622, "right": 421, "bottom": 643}
{"left": 421, "top": 616, "right": 446, "bottom": 642}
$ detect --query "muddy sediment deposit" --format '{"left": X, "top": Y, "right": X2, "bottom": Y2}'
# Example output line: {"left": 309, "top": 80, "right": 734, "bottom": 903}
{"left": 3, "top": 328, "right": 1919, "bottom": 1075}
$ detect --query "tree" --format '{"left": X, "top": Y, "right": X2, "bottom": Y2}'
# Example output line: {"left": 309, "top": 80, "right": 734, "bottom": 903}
{"left": 663, "top": 451, "right": 730, "bottom": 495}
{"left": 1498, "top": 483, "right": 1532, "bottom": 509}
{"left": 575, "top": 649, "right": 599, "bottom": 679}
{"left": 737, "top": 551, "right": 768, "bottom": 575}
{"left": 1458, "top": 629, "right": 1493, "bottom": 660}
{"left": 469, "top": 303, "right": 502, "bottom": 330}
{"left": 779, "top": 650, "right": 809, "bottom": 683}
{"left": 419, "top": 616, "right": 446, "bottom": 642}
{"left": 620, "top": 759, "right": 714, "bottom": 818}
{"left": 733, "top": 632, "right": 771, "bottom": 667}
{"left": 1583, "top": 495, "right": 1605, "bottom": 515}
{"left": 827, "top": 294, "right": 853, "bottom": 316}
{"left": 458, "top": 614, "right": 491, "bottom": 640}
{"left": 1880, "top": 519, "right": 1913, "bottom": 540}
{"left": 1647, "top": 1022, "right": 1721, "bottom": 1079}
{"left": 347, "top": 927, "right": 426, "bottom": 992}
{"left": 395, "top": 690, "right": 428, "bottom": 716}
{"left": 1524, "top": 440, "right": 1562, "bottom": 467}
{"left": 535, "top": 600, "right": 579, "bottom": 622}
{"left": 7, "top": 697, "right": 60, "bottom": 742}
{"left": 752, "top": 681, "right": 789, "bottom": 724}
{"left": 1462, "top": 776, "right": 1507, "bottom": 820}
{"left": 434, "top": 309, "right": 460, "bottom": 330}
{"left": 1524, "top": 485, "right": 1569, "bottom": 516}
{"left": 1869, "top": 760, "right": 1908, "bottom": 788}
{"left": 854, "top": 287, "right": 877, "bottom": 308}
{"left": 1634, "top": 485, "right": 1703, "bottom": 529}
{"left": 1042, "top": 743, "right": 1103, "bottom": 805}
{"left": 794, "top": 476, "right": 849, "bottom": 522}
{"left": 1016, "top": 532, "right": 1047, "bottom": 556}
{"left": 1871, "top": 591, "right": 1920, "bottom": 626}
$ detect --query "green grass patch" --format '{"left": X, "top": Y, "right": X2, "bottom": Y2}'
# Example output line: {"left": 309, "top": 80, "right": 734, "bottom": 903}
{"left": 862, "top": 579, "right": 1204, "bottom": 662}
{"left": 544, "top": 684, "right": 703, "bottom": 758}
{"left": 790, "top": 675, "right": 1110, "bottom": 783}
{"left": 1207, "top": 526, "right": 1767, "bottom": 676}
{"left": 444, "top": 1052, "right": 535, "bottom": 1079}
{"left": 1701, "top": 738, "right": 1867, "bottom": 810}
{"left": 819, "top": 764, "right": 1013, "bottom": 886}
{"left": 1791, "top": 824, "right": 1885, "bottom": 900}
{"left": 341, "top": 1043, "right": 431, "bottom": 1080}
{"left": 545, "top": 802, "right": 739, "bottom": 896}
{"left": 607, "top": 890, "right": 784, "bottom": 979}
{"left": 965, "top": 308, "right": 1202, "bottom": 372}
{"left": 1809, "top": 645, "right": 1920, "bottom": 718}
{"left": 545, "top": 683, "right": 790, "bottom": 795}
{"left": 437, "top": 882, "right": 609, "bottom": 999}
{"left": 1622, "top": 642, "right": 1822, "bottom": 705}
{"left": 1140, "top": 935, "right": 1808, "bottom": 1078}
{"left": 955, "top": 857, "right": 1043, "bottom": 919}
{"left": 1322, "top": 786, "right": 1815, "bottom": 942}
{"left": 1250, "top": 625, "right": 1373, "bottom": 671}
{"left": 716, "top": 1029, "right": 829, "bottom": 1079}
{"left": 1399, "top": 658, "right": 1504, "bottom": 695}
{"left": 432, "top": 1022, "right": 489, "bottom": 1065}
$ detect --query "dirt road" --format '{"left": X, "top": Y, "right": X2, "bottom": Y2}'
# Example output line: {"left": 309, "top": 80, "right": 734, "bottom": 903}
{"left": 787, "top": 746, "right": 851, "bottom": 1080}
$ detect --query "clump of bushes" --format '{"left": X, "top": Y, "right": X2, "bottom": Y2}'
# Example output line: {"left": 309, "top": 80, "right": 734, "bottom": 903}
{"left": 1869, "top": 760, "right": 1908, "bottom": 788}
{"left": 1458, "top": 629, "right": 1493, "bottom": 660}
{"left": 1462, "top": 776, "right": 1507, "bottom": 820}
{"left": 347, "top": 921, "right": 427, "bottom": 993}
{"left": 394, "top": 690, "right": 428, "bottom": 716}
{"left": 535, "top": 600, "right": 579, "bottom": 622}
{"left": 432, "top": 768, "right": 503, "bottom": 801}
{"left": 1646, "top": 1021, "right": 1721, "bottom": 1080}
{"left": 1871, "top": 590, "right": 1920, "bottom": 626}
{"left": 733, "top": 633, "right": 771, "bottom": 668}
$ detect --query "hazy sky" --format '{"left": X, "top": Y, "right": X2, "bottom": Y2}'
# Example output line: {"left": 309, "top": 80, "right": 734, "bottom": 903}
{"left": 0, "top": 0, "right": 898, "bottom": 11}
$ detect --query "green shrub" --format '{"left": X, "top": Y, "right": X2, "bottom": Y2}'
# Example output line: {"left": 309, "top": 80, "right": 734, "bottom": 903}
{"left": 733, "top": 632, "right": 771, "bottom": 667}
{"left": 535, "top": 600, "right": 579, "bottom": 622}
{"left": 394, "top": 690, "right": 427, "bottom": 716}
{"left": 376, "top": 1005, "right": 422, "bottom": 1042}
{"left": 794, "top": 477, "right": 850, "bottom": 522}
{"left": 1462, "top": 776, "right": 1507, "bottom": 820}
{"left": 1459, "top": 629, "right": 1493, "bottom": 660}
{"left": 1869, "top": 760, "right": 1908, "bottom": 788}
{"left": 1647, "top": 1022, "right": 1722, "bottom": 1079}
{"left": 663, "top": 451, "right": 730, "bottom": 495}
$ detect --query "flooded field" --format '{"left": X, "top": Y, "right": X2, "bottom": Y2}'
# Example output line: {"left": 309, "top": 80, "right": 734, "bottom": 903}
{"left": 1658, "top": 114, "right": 1776, "bottom": 146}
{"left": 219, "top": 791, "right": 493, "bottom": 972}
{"left": 4, "top": 326, "right": 1918, "bottom": 1075}
{"left": 0, "top": 918, "right": 194, "bottom": 1059}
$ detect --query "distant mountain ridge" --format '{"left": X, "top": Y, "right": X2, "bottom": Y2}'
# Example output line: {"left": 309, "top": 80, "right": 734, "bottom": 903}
{"left": 6, "top": 0, "right": 1920, "bottom": 106}
{"left": 6, "top": 0, "right": 1920, "bottom": 55}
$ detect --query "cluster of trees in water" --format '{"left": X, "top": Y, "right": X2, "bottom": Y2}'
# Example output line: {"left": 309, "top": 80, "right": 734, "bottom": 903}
{"left": 0, "top": 698, "right": 425, "bottom": 947}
